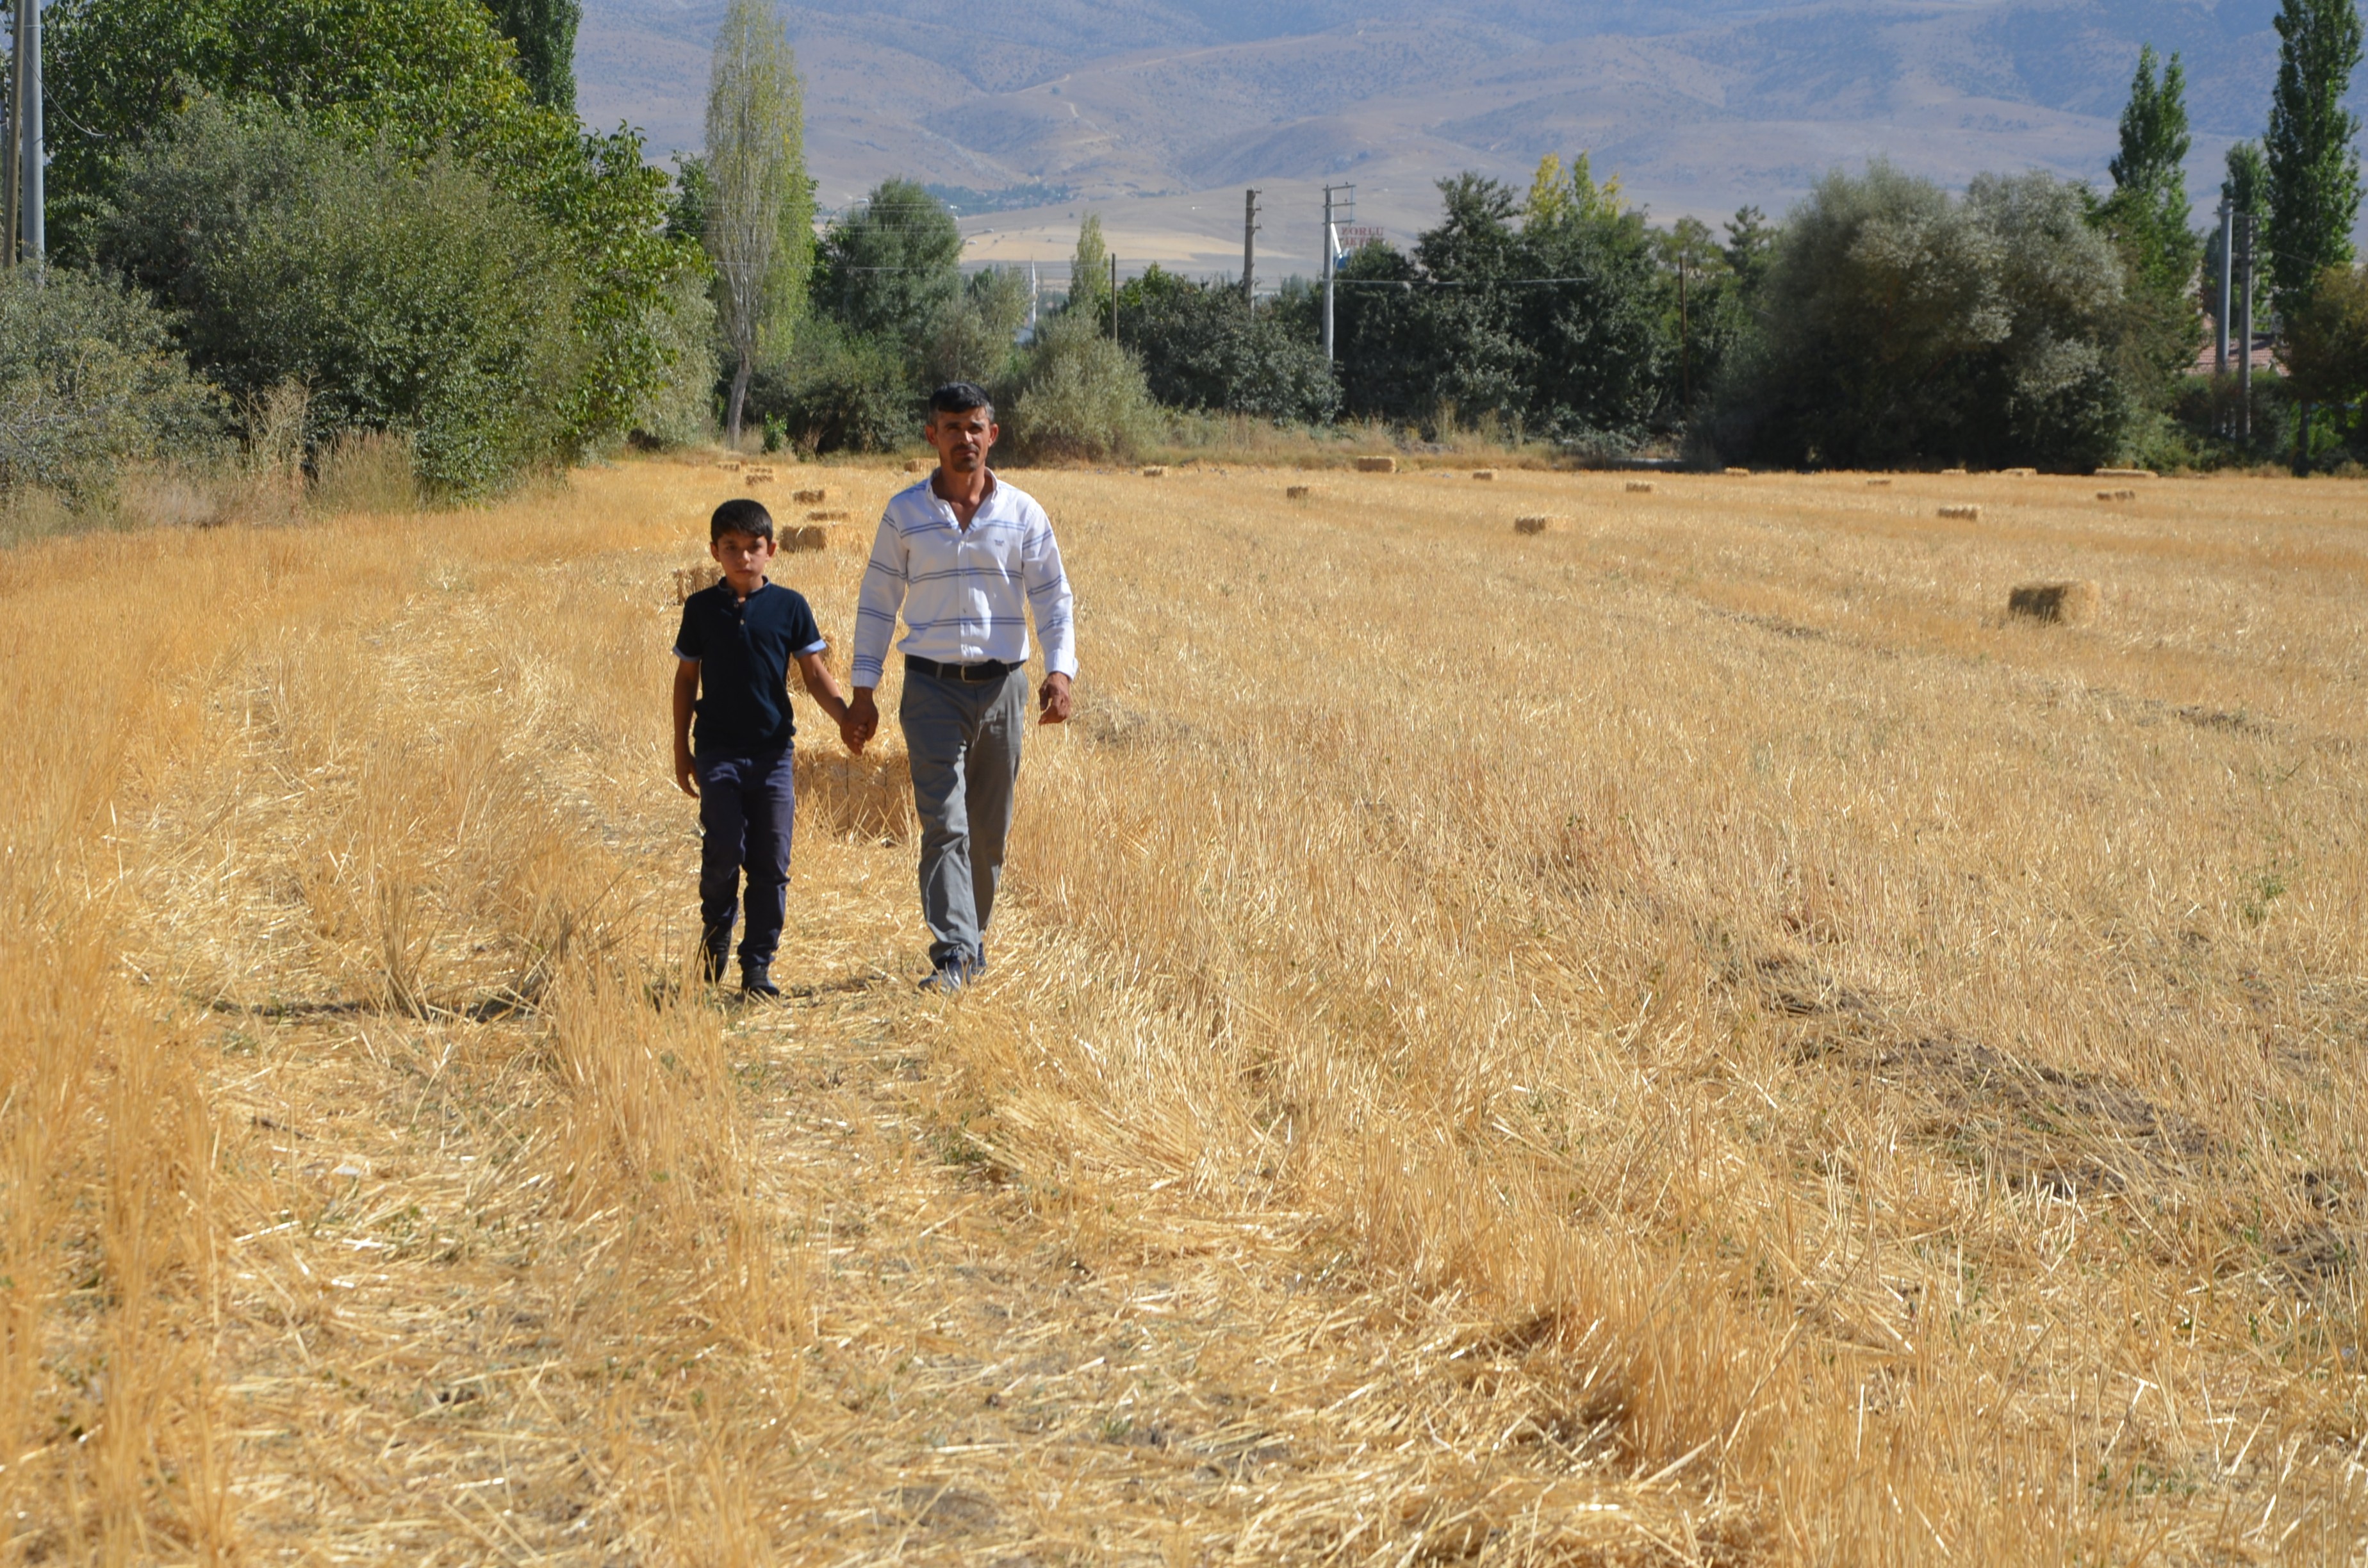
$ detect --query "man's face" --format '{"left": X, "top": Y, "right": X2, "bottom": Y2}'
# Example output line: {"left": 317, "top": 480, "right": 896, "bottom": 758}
{"left": 926, "top": 406, "right": 998, "bottom": 472}
{"left": 711, "top": 529, "right": 775, "bottom": 594}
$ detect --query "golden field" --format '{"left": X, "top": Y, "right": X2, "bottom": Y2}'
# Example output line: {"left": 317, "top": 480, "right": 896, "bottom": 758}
{"left": 1, "top": 457, "right": 2364, "bottom": 1564}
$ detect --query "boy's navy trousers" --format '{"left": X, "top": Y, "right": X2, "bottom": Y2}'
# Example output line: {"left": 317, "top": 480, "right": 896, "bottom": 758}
{"left": 695, "top": 748, "right": 795, "bottom": 967}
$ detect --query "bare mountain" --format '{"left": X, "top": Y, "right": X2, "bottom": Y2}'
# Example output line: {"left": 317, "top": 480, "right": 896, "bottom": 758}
{"left": 579, "top": 0, "right": 2328, "bottom": 272}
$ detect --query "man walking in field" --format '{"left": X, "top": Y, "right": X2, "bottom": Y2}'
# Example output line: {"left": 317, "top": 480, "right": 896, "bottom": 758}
{"left": 841, "top": 382, "right": 1077, "bottom": 992}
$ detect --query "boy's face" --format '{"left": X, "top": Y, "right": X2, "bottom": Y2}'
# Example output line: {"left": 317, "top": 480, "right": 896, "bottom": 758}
{"left": 711, "top": 529, "right": 775, "bottom": 595}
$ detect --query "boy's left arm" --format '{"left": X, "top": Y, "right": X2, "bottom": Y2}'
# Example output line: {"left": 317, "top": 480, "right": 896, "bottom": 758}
{"left": 795, "top": 650, "right": 853, "bottom": 736}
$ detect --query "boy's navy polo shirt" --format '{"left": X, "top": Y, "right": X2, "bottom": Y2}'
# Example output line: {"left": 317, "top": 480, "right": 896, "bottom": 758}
{"left": 673, "top": 578, "right": 826, "bottom": 756}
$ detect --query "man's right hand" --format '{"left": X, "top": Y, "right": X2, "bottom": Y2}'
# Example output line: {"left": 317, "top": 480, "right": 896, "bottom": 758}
{"left": 674, "top": 747, "right": 700, "bottom": 798}
{"left": 842, "top": 689, "right": 878, "bottom": 755}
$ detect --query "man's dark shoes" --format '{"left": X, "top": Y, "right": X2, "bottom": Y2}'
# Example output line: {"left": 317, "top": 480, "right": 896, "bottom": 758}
{"left": 740, "top": 961, "right": 781, "bottom": 999}
{"left": 917, "top": 957, "right": 978, "bottom": 995}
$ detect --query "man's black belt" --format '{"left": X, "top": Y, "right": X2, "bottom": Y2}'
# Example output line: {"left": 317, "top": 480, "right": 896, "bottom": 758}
{"left": 905, "top": 655, "right": 1017, "bottom": 682}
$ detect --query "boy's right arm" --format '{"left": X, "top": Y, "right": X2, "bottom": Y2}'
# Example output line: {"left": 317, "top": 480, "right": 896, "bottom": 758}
{"left": 672, "top": 658, "right": 700, "bottom": 797}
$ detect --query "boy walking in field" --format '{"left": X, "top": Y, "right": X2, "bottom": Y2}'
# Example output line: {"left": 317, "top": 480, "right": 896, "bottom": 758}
{"left": 672, "top": 498, "right": 853, "bottom": 997}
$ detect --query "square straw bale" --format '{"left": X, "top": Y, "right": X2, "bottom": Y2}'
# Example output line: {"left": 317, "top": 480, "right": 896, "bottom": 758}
{"left": 1938, "top": 504, "right": 1981, "bottom": 519}
{"left": 1625, "top": 480, "right": 1655, "bottom": 493}
{"left": 1354, "top": 455, "right": 1399, "bottom": 473}
{"left": 1514, "top": 514, "right": 1570, "bottom": 535}
{"left": 2007, "top": 579, "right": 2101, "bottom": 625}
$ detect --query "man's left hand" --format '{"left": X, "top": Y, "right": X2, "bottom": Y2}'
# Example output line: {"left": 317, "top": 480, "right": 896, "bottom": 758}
{"left": 1038, "top": 671, "right": 1073, "bottom": 725}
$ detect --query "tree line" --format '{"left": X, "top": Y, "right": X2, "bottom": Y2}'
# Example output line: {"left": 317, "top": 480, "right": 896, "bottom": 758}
{"left": 3, "top": 0, "right": 2364, "bottom": 516}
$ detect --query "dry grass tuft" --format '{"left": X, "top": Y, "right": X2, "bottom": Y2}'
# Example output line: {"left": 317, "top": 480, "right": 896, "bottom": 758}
{"left": 2007, "top": 578, "right": 2102, "bottom": 623}
{"left": 3, "top": 459, "right": 2365, "bottom": 1563}
{"left": 311, "top": 429, "right": 420, "bottom": 516}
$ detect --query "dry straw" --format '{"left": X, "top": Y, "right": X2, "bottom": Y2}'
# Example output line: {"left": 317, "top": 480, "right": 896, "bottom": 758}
{"left": 1354, "top": 455, "right": 1399, "bottom": 473}
{"left": 2007, "top": 578, "right": 2101, "bottom": 624}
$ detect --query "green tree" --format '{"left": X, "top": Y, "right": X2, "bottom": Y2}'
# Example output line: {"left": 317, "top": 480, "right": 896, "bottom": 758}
{"left": 926, "top": 267, "right": 1030, "bottom": 389}
{"left": 489, "top": 0, "right": 579, "bottom": 113}
{"left": 45, "top": 0, "right": 697, "bottom": 451}
{"left": 814, "top": 179, "right": 962, "bottom": 348}
{"left": 1068, "top": 213, "right": 1110, "bottom": 326}
{"left": 2283, "top": 263, "right": 2368, "bottom": 406}
{"left": 2265, "top": 0, "right": 2365, "bottom": 320}
{"left": 1009, "top": 312, "right": 1158, "bottom": 461}
{"left": 1115, "top": 265, "right": 1336, "bottom": 422}
{"left": 2207, "top": 141, "right": 2274, "bottom": 327}
{"left": 703, "top": 0, "right": 813, "bottom": 445}
{"left": 97, "top": 104, "right": 586, "bottom": 496}
{"left": 2104, "top": 49, "right": 2203, "bottom": 309}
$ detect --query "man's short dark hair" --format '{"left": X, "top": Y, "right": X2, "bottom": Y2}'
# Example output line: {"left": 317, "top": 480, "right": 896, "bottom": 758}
{"left": 928, "top": 382, "right": 994, "bottom": 421}
{"left": 711, "top": 497, "right": 775, "bottom": 543}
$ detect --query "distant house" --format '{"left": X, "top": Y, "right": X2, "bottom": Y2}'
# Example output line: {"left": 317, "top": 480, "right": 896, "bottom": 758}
{"left": 2192, "top": 326, "right": 2283, "bottom": 377}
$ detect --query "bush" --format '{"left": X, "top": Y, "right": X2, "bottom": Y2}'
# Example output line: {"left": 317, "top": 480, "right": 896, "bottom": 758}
{"left": 1008, "top": 314, "right": 1162, "bottom": 462}
{"left": 98, "top": 103, "right": 586, "bottom": 498}
{"left": 743, "top": 320, "right": 914, "bottom": 454}
{"left": 0, "top": 265, "right": 224, "bottom": 505}
{"left": 630, "top": 268, "right": 721, "bottom": 448}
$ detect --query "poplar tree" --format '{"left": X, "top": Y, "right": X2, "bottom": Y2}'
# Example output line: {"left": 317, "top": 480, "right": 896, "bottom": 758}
{"left": 1069, "top": 213, "right": 1108, "bottom": 325}
{"left": 488, "top": 0, "right": 579, "bottom": 114}
{"left": 702, "top": 0, "right": 812, "bottom": 446}
{"left": 2265, "top": 0, "right": 2364, "bottom": 319}
{"left": 2105, "top": 47, "right": 2200, "bottom": 304}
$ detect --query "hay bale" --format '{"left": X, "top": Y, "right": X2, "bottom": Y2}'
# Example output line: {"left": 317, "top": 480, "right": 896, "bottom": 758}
{"left": 2002, "top": 466, "right": 2037, "bottom": 477}
{"left": 671, "top": 566, "right": 716, "bottom": 603}
{"left": 2008, "top": 580, "right": 2100, "bottom": 625}
{"left": 716, "top": 459, "right": 744, "bottom": 473}
{"left": 783, "top": 525, "right": 840, "bottom": 553}
{"left": 1354, "top": 455, "right": 1398, "bottom": 473}
{"left": 1286, "top": 484, "right": 1313, "bottom": 500}
{"left": 1724, "top": 466, "right": 1751, "bottom": 476}
{"left": 790, "top": 486, "right": 837, "bottom": 504}
{"left": 2096, "top": 488, "right": 2137, "bottom": 502}
{"left": 1514, "top": 514, "right": 1569, "bottom": 535}
{"left": 2095, "top": 467, "right": 2157, "bottom": 480}
{"left": 805, "top": 508, "right": 850, "bottom": 523}
{"left": 1625, "top": 479, "right": 1655, "bottom": 493}
{"left": 1866, "top": 477, "right": 1892, "bottom": 486}
{"left": 1938, "top": 504, "right": 1981, "bottom": 519}
{"left": 1941, "top": 466, "right": 1968, "bottom": 475}
{"left": 904, "top": 459, "right": 928, "bottom": 473}
{"left": 1140, "top": 465, "right": 1167, "bottom": 477}
{"left": 742, "top": 464, "right": 777, "bottom": 483}
{"left": 1472, "top": 468, "right": 1497, "bottom": 480}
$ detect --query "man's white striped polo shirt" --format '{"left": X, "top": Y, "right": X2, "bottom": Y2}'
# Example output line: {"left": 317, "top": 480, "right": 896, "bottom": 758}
{"left": 850, "top": 471, "right": 1078, "bottom": 688}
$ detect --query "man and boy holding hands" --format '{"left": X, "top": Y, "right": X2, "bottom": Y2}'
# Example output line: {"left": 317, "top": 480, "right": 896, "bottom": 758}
{"left": 670, "top": 382, "right": 1076, "bottom": 996}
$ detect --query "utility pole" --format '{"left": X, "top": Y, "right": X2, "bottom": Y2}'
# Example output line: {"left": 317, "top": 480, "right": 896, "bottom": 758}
{"left": 2237, "top": 211, "right": 2255, "bottom": 443}
{"left": 2214, "top": 199, "right": 2232, "bottom": 380}
{"left": 1321, "top": 183, "right": 1353, "bottom": 361}
{"left": 1242, "top": 188, "right": 1259, "bottom": 311}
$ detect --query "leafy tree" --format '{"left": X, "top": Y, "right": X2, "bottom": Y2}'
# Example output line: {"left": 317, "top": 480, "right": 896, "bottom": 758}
{"left": 2265, "top": 0, "right": 2365, "bottom": 320}
{"left": 0, "top": 265, "right": 223, "bottom": 502}
{"left": 814, "top": 179, "right": 961, "bottom": 348}
{"left": 703, "top": 0, "right": 813, "bottom": 445}
{"left": 1116, "top": 266, "right": 1336, "bottom": 422}
{"left": 743, "top": 320, "right": 911, "bottom": 453}
{"left": 1717, "top": 162, "right": 2136, "bottom": 469}
{"left": 489, "top": 0, "right": 579, "bottom": 113}
{"left": 2282, "top": 263, "right": 2368, "bottom": 412}
{"left": 1723, "top": 206, "right": 1777, "bottom": 294}
{"left": 2105, "top": 47, "right": 2200, "bottom": 298}
{"left": 97, "top": 104, "right": 585, "bottom": 496}
{"left": 45, "top": 0, "right": 696, "bottom": 450}
{"left": 1068, "top": 213, "right": 1110, "bottom": 325}
{"left": 925, "top": 267, "right": 1031, "bottom": 390}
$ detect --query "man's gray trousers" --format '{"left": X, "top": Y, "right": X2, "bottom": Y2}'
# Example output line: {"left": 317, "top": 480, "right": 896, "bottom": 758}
{"left": 899, "top": 667, "right": 1026, "bottom": 972}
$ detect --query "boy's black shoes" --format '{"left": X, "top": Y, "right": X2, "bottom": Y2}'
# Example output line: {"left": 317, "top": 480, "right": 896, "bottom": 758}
{"left": 741, "top": 961, "right": 781, "bottom": 999}
{"left": 700, "top": 933, "right": 732, "bottom": 984}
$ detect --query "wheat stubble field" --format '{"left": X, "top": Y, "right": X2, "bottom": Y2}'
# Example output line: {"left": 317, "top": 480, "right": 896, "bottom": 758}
{"left": 1, "top": 457, "right": 2364, "bottom": 1564}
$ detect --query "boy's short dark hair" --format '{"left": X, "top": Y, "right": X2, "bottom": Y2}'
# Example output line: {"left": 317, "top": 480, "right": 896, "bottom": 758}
{"left": 928, "top": 382, "right": 994, "bottom": 421}
{"left": 711, "top": 497, "right": 775, "bottom": 543}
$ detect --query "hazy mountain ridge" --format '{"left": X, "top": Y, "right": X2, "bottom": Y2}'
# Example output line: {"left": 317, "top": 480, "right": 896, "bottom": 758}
{"left": 579, "top": 0, "right": 2337, "bottom": 257}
